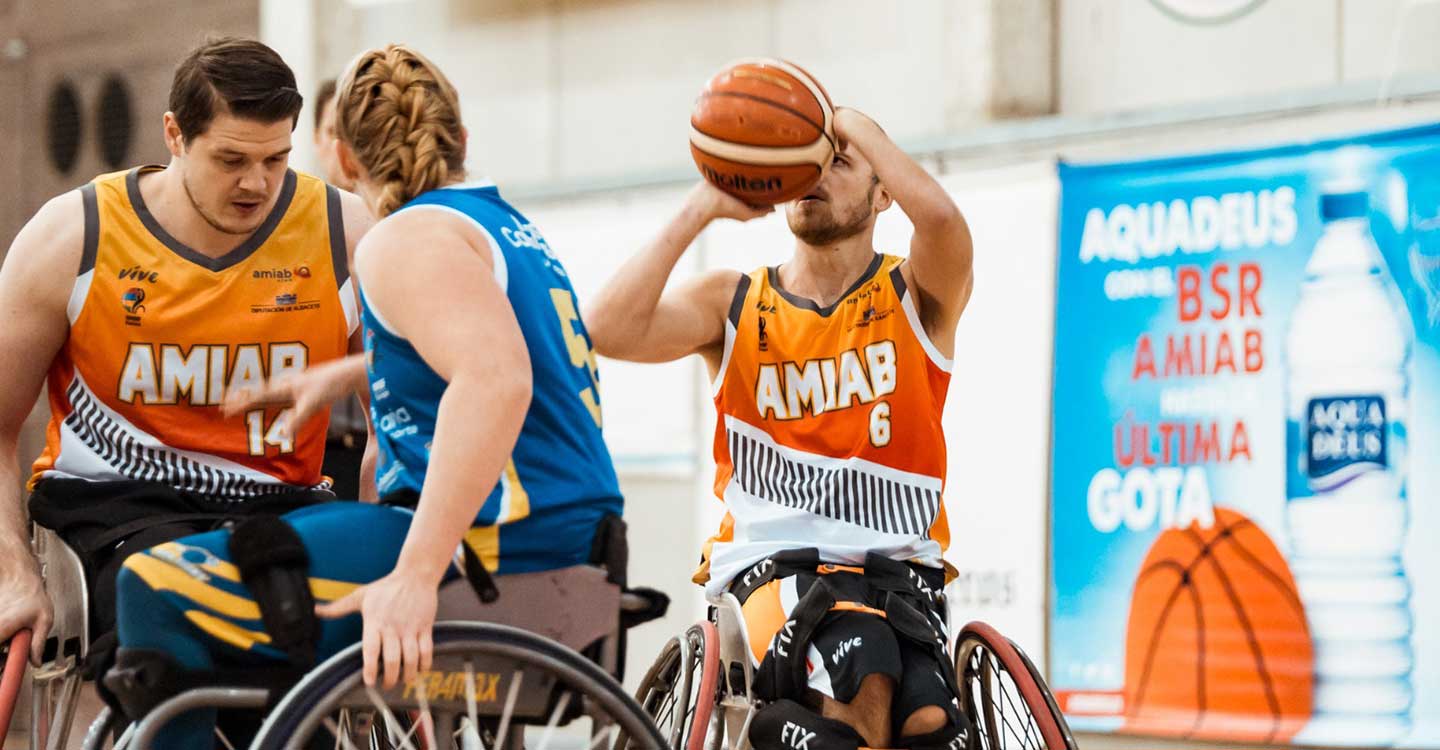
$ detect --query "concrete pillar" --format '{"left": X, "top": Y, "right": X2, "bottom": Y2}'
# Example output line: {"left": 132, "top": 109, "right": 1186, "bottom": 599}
{"left": 261, "top": 0, "right": 319, "bottom": 175}
{"left": 943, "top": 0, "right": 1055, "bottom": 127}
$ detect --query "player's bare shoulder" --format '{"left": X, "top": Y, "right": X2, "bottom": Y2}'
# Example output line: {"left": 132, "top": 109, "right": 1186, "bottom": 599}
{"left": 695, "top": 267, "right": 747, "bottom": 369}
{"left": 0, "top": 189, "right": 90, "bottom": 317}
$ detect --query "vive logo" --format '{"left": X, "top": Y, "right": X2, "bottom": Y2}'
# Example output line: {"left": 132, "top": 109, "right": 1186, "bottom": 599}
{"left": 831, "top": 636, "right": 862, "bottom": 665}
{"left": 780, "top": 721, "right": 816, "bottom": 750}
{"left": 118, "top": 265, "right": 160, "bottom": 283}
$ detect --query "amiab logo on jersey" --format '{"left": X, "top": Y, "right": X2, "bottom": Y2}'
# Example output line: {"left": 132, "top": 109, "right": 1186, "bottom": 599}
{"left": 252, "top": 264, "right": 310, "bottom": 282}
{"left": 754, "top": 339, "right": 898, "bottom": 447}
{"left": 753, "top": 340, "right": 897, "bottom": 420}
{"left": 115, "top": 341, "right": 307, "bottom": 406}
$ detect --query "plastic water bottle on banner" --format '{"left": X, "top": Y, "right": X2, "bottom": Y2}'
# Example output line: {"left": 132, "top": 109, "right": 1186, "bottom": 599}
{"left": 1285, "top": 178, "right": 1413, "bottom": 741}
{"left": 1407, "top": 173, "right": 1440, "bottom": 328}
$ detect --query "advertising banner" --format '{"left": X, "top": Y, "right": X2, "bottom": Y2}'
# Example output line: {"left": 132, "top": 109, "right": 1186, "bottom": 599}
{"left": 1050, "top": 124, "right": 1440, "bottom": 747}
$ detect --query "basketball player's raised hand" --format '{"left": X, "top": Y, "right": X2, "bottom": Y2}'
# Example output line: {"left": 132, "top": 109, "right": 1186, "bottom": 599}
{"left": 831, "top": 106, "right": 879, "bottom": 151}
{"left": 220, "top": 353, "right": 368, "bottom": 426}
{"left": 689, "top": 180, "right": 774, "bottom": 223}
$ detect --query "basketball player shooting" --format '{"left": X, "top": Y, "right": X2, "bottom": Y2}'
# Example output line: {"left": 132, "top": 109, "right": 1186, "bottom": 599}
{"left": 586, "top": 61, "right": 974, "bottom": 750}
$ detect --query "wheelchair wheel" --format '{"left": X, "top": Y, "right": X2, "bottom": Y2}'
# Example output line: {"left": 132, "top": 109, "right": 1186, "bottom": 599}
{"left": 0, "top": 631, "right": 28, "bottom": 740}
{"left": 251, "top": 621, "right": 667, "bottom": 750}
{"left": 618, "top": 622, "right": 719, "bottom": 750}
{"left": 954, "top": 622, "right": 1077, "bottom": 750}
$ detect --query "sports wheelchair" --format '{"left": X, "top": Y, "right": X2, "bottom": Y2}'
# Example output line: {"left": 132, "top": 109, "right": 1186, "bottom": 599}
{"left": 620, "top": 589, "right": 1077, "bottom": 750}
{"left": 2, "top": 526, "right": 672, "bottom": 750}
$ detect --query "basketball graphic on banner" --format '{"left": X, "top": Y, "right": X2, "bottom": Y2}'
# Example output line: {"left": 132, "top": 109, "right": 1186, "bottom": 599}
{"left": 1123, "top": 507, "right": 1314, "bottom": 742}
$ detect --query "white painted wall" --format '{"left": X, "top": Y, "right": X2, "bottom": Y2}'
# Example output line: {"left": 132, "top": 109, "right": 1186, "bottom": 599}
{"left": 282, "top": 0, "right": 1440, "bottom": 195}
{"left": 299, "top": 0, "right": 1052, "bottom": 190}
{"left": 1058, "top": 0, "right": 1340, "bottom": 115}
{"left": 1059, "top": 0, "right": 1440, "bottom": 115}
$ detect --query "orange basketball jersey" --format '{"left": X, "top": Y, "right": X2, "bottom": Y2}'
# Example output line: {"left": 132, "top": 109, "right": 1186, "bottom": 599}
{"left": 699, "top": 253, "right": 953, "bottom": 594}
{"left": 31, "top": 166, "right": 358, "bottom": 499}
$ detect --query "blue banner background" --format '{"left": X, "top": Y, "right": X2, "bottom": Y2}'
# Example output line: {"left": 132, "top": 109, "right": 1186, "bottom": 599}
{"left": 1051, "top": 123, "right": 1440, "bottom": 747}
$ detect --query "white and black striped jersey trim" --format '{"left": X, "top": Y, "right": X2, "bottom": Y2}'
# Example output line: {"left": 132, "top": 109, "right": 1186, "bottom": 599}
{"left": 60, "top": 378, "right": 330, "bottom": 501}
{"left": 725, "top": 418, "right": 941, "bottom": 537}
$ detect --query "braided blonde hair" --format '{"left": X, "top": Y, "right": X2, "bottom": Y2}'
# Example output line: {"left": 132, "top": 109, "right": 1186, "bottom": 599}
{"left": 334, "top": 44, "right": 465, "bottom": 217}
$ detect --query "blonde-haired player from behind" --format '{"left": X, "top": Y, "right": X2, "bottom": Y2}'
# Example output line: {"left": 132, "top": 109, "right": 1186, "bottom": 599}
{"left": 111, "top": 44, "right": 625, "bottom": 748}
{"left": 586, "top": 106, "right": 974, "bottom": 749}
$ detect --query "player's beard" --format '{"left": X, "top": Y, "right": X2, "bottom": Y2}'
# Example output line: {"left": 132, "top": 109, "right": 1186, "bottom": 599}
{"left": 789, "top": 183, "right": 876, "bottom": 247}
{"left": 183, "top": 172, "right": 267, "bottom": 236}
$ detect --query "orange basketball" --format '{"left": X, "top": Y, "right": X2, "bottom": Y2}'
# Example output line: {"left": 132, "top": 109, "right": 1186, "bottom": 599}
{"left": 689, "top": 58, "right": 835, "bottom": 205}
{"left": 1123, "top": 507, "right": 1313, "bottom": 743}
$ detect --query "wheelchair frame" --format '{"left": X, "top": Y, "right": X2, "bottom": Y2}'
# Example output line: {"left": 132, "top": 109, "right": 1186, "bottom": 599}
{"left": 630, "top": 589, "right": 1078, "bottom": 750}
{"left": 8, "top": 526, "right": 656, "bottom": 750}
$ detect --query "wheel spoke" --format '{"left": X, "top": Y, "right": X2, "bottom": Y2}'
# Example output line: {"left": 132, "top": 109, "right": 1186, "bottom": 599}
{"left": 586, "top": 723, "right": 620, "bottom": 750}
{"left": 322, "top": 716, "right": 365, "bottom": 750}
{"left": 414, "top": 675, "right": 437, "bottom": 749}
{"left": 112, "top": 722, "right": 136, "bottom": 750}
{"left": 461, "top": 661, "right": 488, "bottom": 750}
{"left": 214, "top": 727, "right": 238, "bottom": 750}
{"left": 535, "top": 690, "right": 572, "bottom": 750}
{"left": 978, "top": 652, "right": 1001, "bottom": 747}
{"left": 493, "top": 669, "right": 524, "bottom": 749}
{"left": 1005, "top": 684, "right": 1040, "bottom": 749}
{"left": 365, "top": 685, "right": 421, "bottom": 750}
{"left": 961, "top": 643, "right": 1049, "bottom": 750}
{"left": 993, "top": 657, "right": 1040, "bottom": 750}
{"left": 464, "top": 661, "right": 479, "bottom": 741}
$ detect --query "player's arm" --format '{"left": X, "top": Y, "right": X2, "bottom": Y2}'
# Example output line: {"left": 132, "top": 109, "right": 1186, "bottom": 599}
{"left": 0, "top": 191, "right": 87, "bottom": 663}
{"left": 584, "top": 182, "right": 768, "bottom": 365}
{"left": 836, "top": 108, "right": 974, "bottom": 348}
{"left": 317, "top": 210, "right": 531, "bottom": 687}
{"left": 339, "top": 190, "right": 379, "bottom": 501}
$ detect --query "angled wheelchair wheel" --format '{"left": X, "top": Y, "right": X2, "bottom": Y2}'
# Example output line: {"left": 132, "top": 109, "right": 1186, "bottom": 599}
{"left": 0, "top": 631, "right": 29, "bottom": 740}
{"left": 251, "top": 622, "right": 666, "bottom": 750}
{"left": 953, "top": 622, "right": 1077, "bottom": 750}
{"left": 618, "top": 623, "right": 719, "bottom": 750}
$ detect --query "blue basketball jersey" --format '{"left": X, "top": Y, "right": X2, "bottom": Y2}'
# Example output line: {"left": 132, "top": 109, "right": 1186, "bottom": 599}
{"left": 360, "top": 181, "right": 621, "bottom": 550}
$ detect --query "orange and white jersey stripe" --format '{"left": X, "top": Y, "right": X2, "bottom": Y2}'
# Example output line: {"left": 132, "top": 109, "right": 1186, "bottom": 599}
{"left": 699, "top": 253, "right": 954, "bottom": 595}
{"left": 30, "top": 166, "right": 358, "bottom": 499}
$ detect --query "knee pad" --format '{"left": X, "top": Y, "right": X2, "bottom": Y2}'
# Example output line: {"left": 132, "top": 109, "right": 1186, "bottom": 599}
{"left": 748, "top": 699, "right": 863, "bottom": 750}
{"left": 229, "top": 515, "right": 317, "bottom": 665}
{"left": 103, "top": 647, "right": 198, "bottom": 722}
{"left": 896, "top": 704, "right": 974, "bottom": 750}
